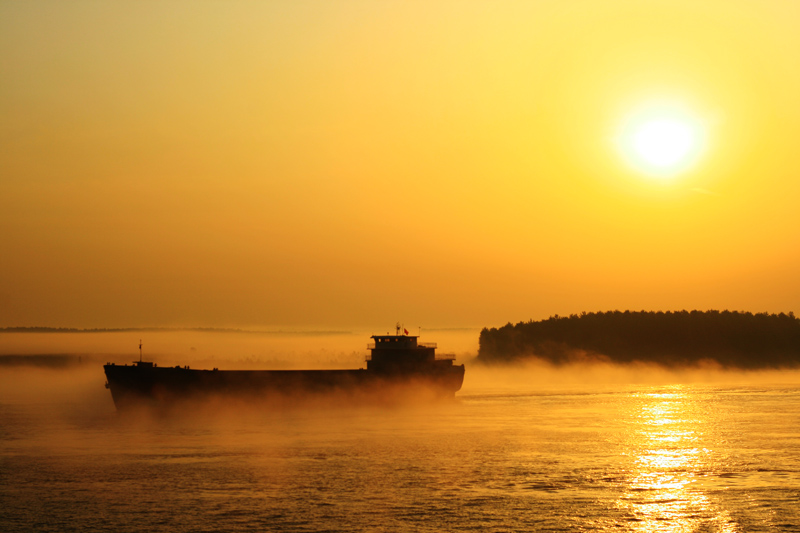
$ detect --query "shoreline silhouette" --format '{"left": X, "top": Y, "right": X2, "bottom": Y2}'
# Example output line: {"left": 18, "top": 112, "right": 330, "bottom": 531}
{"left": 478, "top": 310, "right": 800, "bottom": 369}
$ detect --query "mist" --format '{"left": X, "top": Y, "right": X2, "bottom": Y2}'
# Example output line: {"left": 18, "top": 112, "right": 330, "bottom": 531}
{"left": 464, "top": 355, "right": 800, "bottom": 397}
{"left": 5, "top": 328, "right": 800, "bottom": 412}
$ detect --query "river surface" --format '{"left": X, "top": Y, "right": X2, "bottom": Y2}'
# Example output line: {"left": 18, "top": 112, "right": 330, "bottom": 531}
{"left": 2, "top": 366, "right": 800, "bottom": 532}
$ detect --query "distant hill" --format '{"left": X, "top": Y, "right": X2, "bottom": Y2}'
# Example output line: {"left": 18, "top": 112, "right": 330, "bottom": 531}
{"left": 478, "top": 310, "right": 800, "bottom": 369}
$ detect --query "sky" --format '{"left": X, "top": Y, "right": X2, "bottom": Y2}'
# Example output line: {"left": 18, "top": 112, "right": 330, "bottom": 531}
{"left": 1, "top": 0, "right": 799, "bottom": 330}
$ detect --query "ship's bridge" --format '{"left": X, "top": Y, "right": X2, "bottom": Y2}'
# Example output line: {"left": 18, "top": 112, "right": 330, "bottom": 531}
{"left": 367, "top": 334, "right": 445, "bottom": 372}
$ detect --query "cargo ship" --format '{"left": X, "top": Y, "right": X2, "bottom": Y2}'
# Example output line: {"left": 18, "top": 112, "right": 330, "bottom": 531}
{"left": 104, "top": 327, "right": 465, "bottom": 410}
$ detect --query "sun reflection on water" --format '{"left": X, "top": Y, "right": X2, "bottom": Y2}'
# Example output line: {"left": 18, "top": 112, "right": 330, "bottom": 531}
{"left": 618, "top": 387, "right": 738, "bottom": 532}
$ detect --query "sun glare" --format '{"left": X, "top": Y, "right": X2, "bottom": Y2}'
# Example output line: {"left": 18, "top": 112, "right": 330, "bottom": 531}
{"left": 618, "top": 104, "right": 706, "bottom": 179}
{"left": 633, "top": 119, "right": 694, "bottom": 168}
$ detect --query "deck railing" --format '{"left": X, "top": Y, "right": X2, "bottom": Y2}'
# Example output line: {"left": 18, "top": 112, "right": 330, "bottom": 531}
{"left": 368, "top": 342, "right": 438, "bottom": 349}
{"left": 365, "top": 352, "right": 455, "bottom": 362}
{"left": 364, "top": 353, "right": 456, "bottom": 362}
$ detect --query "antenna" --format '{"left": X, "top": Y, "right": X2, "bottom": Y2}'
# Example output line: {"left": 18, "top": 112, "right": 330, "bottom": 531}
{"left": 139, "top": 339, "right": 142, "bottom": 362}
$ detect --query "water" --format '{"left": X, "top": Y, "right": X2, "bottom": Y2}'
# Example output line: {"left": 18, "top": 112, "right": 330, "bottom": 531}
{"left": 2, "top": 367, "right": 800, "bottom": 532}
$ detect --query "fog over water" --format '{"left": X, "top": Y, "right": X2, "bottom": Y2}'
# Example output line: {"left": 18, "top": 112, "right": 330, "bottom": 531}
{"left": 2, "top": 331, "right": 800, "bottom": 531}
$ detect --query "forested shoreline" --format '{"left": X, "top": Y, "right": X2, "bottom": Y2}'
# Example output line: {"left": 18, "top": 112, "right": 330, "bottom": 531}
{"left": 478, "top": 310, "right": 800, "bottom": 368}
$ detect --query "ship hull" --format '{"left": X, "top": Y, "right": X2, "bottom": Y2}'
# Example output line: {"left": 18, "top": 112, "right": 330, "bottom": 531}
{"left": 104, "top": 364, "right": 465, "bottom": 411}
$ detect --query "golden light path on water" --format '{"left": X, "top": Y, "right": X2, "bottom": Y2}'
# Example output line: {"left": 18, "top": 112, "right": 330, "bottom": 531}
{"left": 619, "top": 387, "right": 736, "bottom": 532}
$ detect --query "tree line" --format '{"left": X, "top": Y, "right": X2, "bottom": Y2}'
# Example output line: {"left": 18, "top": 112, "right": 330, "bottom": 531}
{"left": 477, "top": 310, "right": 800, "bottom": 368}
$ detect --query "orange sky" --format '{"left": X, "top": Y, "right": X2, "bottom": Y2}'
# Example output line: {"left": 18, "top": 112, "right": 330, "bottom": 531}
{"left": 1, "top": 1, "right": 799, "bottom": 329}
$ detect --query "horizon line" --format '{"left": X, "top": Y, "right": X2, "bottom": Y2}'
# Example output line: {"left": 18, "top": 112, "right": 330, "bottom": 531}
{"left": 0, "top": 326, "right": 355, "bottom": 336}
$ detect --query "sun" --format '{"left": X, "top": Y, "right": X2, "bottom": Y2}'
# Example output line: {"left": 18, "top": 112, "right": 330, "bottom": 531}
{"left": 618, "top": 104, "right": 706, "bottom": 178}
{"left": 632, "top": 119, "right": 694, "bottom": 169}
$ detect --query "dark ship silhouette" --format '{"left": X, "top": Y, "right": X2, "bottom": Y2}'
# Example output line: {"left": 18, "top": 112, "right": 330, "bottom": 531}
{"left": 104, "top": 326, "right": 465, "bottom": 410}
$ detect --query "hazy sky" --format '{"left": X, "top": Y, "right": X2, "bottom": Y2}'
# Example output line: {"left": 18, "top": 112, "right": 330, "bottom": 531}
{"left": 2, "top": 1, "right": 799, "bottom": 329}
